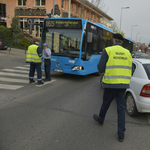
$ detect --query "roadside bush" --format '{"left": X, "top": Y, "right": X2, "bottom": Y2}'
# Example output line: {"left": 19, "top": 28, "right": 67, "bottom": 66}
{"left": 0, "top": 25, "right": 6, "bottom": 29}
{"left": 16, "top": 37, "right": 32, "bottom": 49}
{"left": 0, "top": 28, "right": 13, "bottom": 45}
{"left": 11, "top": 16, "right": 23, "bottom": 45}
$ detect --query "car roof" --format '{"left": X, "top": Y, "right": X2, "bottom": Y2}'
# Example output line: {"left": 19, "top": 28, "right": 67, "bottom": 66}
{"left": 133, "top": 58, "right": 150, "bottom": 64}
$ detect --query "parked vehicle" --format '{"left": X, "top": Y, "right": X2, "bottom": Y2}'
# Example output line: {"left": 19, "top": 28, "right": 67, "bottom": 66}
{"left": 140, "top": 53, "right": 149, "bottom": 59}
{"left": 0, "top": 36, "right": 8, "bottom": 50}
{"left": 125, "top": 59, "right": 150, "bottom": 117}
{"left": 133, "top": 52, "right": 142, "bottom": 58}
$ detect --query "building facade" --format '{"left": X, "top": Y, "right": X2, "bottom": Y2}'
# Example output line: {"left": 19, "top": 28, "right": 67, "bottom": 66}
{"left": 0, "top": 0, "right": 6, "bottom": 26}
{"left": 5, "top": 0, "right": 113, "bottom": 37}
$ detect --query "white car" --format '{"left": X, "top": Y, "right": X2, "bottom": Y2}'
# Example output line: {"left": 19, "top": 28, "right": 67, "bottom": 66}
{"left": 125, "top": 59, "right": 150, "bottom": 117}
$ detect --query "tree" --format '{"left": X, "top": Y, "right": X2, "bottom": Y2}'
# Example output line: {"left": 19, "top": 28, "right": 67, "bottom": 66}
{"left": 110, "top": 21, "right": 125, "bottom": 37}
{"left": 88, "top": 0, "right": 107, "bottom": 12}
{"left": 11, "top": 16, "right": 23, "bottom": 45}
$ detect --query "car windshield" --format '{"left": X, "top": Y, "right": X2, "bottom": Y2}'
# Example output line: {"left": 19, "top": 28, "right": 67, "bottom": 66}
{"left": 42, "top": 28, "right": 82, "bottom": 59}
{"left": 143, "top": 64, "right": 150, "bottom": 79}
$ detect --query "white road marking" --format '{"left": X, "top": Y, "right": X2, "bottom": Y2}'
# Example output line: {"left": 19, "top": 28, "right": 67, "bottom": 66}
{"left": 0, "top": 72, "right": 28, "bottom": 78}
{"left": 24, "top": 65, "right": 30, "bottom": 67}
{"left": 2, "top": 69, "right": 29, "bottom": 74}
{"left": 147, "top": 114, "right": 150, "bottom": 124}
{"left": 0, "top": 77, "right": 28, "bottom": 83}
{"left": 14, "top": 66, "right": 29, "bottom": 70}
{"left": 36, "top": 80, "right": 56, "bottom": 87}
{"left": 0, "top": 84, "right": 23, "bottom": 90}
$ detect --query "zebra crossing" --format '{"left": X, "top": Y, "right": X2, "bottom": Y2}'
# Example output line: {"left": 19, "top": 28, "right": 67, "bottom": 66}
{"left": 0, "top": 65, "right": 56, "bottom": 90}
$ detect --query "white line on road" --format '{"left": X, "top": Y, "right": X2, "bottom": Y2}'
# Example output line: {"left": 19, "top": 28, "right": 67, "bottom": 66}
{"left": 0, "top": 72, "right": 28, "bottom": 78}
{"left": 24, "top": 65, "right": 30, "bottom": 67}
{"left": 0, "top": 84, "right": 23, "bottom": 90}
{"left": 36, "top": 80, "right": 56, "bottom": 87}
{"left": 2, "top": 69, "right": 29, "bottom": 74}
{"left": 0, "top": 77, "right": 28, "bottom": 83}
{"left": 14, "top": 66, "right": 29, "bottom": 70}
{"left": 147, "top": 114, "right": 150, "bottom": 124}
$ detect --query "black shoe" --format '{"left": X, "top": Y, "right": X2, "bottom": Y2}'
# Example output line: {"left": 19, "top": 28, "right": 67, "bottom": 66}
{"left": 93, "top": 114, "right": 103, "bottom": 125}
{"left": 118, "top": 136, "right": 124, "bottom": 142}
{"left": 29, "top": 80, "right": 35, "bottom": 84}
{"left": 38, "top": 82, "right": 44, "bottom": 85}
{"left": 43, "top": 79, "right": 51, "bottom": 82}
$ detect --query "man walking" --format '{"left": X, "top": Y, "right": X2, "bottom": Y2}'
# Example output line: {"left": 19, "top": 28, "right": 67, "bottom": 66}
{"left": 93, "top": 33, "right": 132, "bottom": 142}
{"left": 42, "top": 43, "right": 51, "bottom": 82}
{"left": 26, "top": 39, "right": 44, "bottom": 85}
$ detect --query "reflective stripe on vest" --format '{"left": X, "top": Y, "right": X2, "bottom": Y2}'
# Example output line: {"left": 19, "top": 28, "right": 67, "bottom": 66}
{"left": 103, "top": 45, "right": 132, "bottom": 84}
{"left": 26, "top": 44, "right": 42, "bottom": 63}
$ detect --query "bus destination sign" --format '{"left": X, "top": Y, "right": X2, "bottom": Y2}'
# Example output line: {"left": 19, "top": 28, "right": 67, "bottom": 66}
{"left": 45, "top": 20, "right": 82, "bottom": 29}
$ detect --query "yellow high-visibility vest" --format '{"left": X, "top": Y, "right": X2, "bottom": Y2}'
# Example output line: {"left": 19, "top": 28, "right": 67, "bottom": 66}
{"left": 26, "top": 44, "right": 42, "bottom": 63}
{"left": 103, "top": 45, "right": 132, "bottom": 84}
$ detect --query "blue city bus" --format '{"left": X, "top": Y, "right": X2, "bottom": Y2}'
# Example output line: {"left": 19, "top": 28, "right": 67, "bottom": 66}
{"left": 40, "top": 18, "right": 133, "bottom": 75}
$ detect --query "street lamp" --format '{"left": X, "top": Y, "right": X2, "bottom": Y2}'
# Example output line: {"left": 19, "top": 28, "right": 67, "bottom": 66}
{"left": 53, "top": 0, "right": 55, "bottom": 18}
{"left": 135, "top": 33, "right": 140, "bottom": 50}
{"left": 139, "top": 37, "right": 143, "bottom": 43}
{"left": 120, "top": 7, "right": 130, "bottom": 33}
{"left": 131, "top": 25, "right": 137, "bottom": 40}
{"left": 136, "top": 33, "right": 140, "bottom": 44}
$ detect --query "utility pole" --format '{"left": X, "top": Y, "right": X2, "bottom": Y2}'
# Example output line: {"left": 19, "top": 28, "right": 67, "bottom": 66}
{"left": 68, "top": 0, "right": 71, "bottom": 18}
{"left": 53, "top": 0, "right": 55, "bottom": 18}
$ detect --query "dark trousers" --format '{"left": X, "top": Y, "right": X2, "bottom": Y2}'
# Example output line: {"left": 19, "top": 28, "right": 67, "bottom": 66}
{"left": 29, "top": 63, "right": 42, "bottom": 83}
{"left": 98, "top": 88, "right": 126, "bottom": 138}
{"left": 44, "top": 59, "right": 51, "bottom": 80}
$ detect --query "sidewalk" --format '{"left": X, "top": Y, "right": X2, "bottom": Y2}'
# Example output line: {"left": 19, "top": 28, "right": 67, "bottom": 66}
{"left": 0, "top": 47, "right": 26, "bottom": 57}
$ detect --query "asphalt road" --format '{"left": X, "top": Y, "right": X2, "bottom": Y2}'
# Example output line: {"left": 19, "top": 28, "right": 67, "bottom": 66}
{"left": 0, "top": 52, "right": 150, "bottom": 150}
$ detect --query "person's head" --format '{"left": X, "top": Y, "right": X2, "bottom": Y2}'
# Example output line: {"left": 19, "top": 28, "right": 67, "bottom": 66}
{"left": 33, "top": 38, "right": 40, "bottom": 46}
{"left": 43, "top": 43, "right": 48, "bottom": 49}
{"left": 113, "top": 33, "right": 124, "bottom": 45}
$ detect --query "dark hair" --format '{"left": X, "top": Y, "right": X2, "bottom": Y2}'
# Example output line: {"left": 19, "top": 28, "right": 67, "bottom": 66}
{"left": 114, "top": 38, "right": 123, "bottom": 44}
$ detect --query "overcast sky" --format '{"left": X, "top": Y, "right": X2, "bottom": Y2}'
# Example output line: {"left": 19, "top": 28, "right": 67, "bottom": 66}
{"left": 103, "top": 0, "right": 149, "bottom": 44}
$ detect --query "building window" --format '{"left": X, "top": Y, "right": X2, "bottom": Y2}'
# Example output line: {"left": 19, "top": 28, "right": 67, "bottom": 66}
{"left": 90, "top": 13, "right": 92, "bottom": 21}
{"left": 76, "top": 5, "right": 78, "bottom": 14}
{"left": 35, "top": 0, "right": 45, "bottom": 6}
{"left": 61, "top": 0, "right": 65, "bottom": 9}
{"left": 86, "top": 11, "right": 88, "bottom": 19}
{"left": 18, "top": 0, "right": 26, "bottom": 6}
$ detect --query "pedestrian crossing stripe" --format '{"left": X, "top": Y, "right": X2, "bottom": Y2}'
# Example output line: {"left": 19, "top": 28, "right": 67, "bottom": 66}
{"left": 0, "top": 65, "right": 55, "bottom": 90}
{"left": 14, "top": 66, "right": 29, "bottom": 70}
{"left": 0, "top": 72, "right": 28, "bottom": 78}
{"left": 0, "top": 77, "right": 28, "bottom": 83}
{"left": 0, "top": 84, "right": 23, "bottom": 90}
{"left": 2, "top": 68, "right": 37, "bottom": 75}
{"left": 2, "top": 69, "right": 29, "bottom": 74}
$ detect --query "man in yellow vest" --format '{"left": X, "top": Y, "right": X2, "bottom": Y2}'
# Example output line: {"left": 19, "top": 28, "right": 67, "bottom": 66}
{"left": 93, "top": 33, "right": 132, "bottom": 142}
{"left": 26, "top": 39, "right": 44, "bottom": 85}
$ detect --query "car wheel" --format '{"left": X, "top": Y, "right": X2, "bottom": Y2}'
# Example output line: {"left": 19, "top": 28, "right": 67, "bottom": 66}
{"left": 100, "top": 73, "right": 104, "bottom": 89}
{"left": 125, "top": 93, "right": 139, "bottom": 117}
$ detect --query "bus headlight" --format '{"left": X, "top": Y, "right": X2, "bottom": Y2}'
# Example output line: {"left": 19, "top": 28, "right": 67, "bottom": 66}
{"left": 72, "top": 66, "right": 84, "bottom": 70}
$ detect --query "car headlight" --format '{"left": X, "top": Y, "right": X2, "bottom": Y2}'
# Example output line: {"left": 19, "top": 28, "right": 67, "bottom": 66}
{"left": 72, "top": 66, "right": 84, "bottom": 70}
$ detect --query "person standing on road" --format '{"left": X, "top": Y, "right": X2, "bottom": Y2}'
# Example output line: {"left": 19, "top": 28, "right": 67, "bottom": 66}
{"left": 26, "top": 39, "right": 44, "bottom": 85}
{"left": 93, "top": 33, "right": 132, "bottom": 142}
{"left": 42, "top": 43, "right": 51, "bottom": 82}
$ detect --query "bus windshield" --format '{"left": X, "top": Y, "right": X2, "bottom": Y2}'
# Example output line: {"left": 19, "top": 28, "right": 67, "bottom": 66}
{"left": 42, "top": 28, "right": 82, "bottom": 59}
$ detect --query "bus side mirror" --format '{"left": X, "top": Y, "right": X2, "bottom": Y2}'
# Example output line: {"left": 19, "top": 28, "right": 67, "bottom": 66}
{"left": 29, "top": 24, "right": 32, "bottom": 34}
{"left": 87, "top": 32, "right": 92, "bottom": 43}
